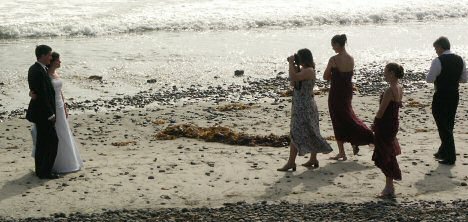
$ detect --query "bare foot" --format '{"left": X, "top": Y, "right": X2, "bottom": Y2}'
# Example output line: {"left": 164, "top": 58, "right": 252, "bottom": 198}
{"left": 376, "top": 188, "right": 396, "bottom": 199}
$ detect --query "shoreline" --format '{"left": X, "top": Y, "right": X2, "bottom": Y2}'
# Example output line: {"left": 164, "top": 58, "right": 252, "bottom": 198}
{"left": 0, "top": 67, "right": 429, "bottom": 121}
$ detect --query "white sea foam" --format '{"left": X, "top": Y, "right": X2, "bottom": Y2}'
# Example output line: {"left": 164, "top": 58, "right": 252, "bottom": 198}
{"left": 1, "top": 0, "right": 468, "bottom": 39}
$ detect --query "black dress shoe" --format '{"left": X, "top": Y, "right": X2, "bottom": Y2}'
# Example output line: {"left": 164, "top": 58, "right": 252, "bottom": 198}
{"left": 40, "top": 173, "right": 60, "bottom": 179}
{"left": 438, "top": 160, "right": 455, "bottom": 165}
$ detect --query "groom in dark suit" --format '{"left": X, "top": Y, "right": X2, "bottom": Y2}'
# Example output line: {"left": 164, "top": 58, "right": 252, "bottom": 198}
{"left": 26, "top": 45, "right": 60, "bottom": 179}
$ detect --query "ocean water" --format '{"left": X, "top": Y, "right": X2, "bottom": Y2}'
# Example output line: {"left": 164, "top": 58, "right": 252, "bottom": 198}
{"left": 1, "top": 0, "right": 468, "bottom": 112}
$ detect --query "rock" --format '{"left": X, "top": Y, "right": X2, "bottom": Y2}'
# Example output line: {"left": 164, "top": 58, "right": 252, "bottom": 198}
{"left": 234, "top": 70, "right": 244, "bottom": 77}
{"left": 148, "top": 176, "right": 155, "bottom": 180}
{"left": 160, "top": 195, "right": 171, "bottom": 200}
{"left": 53, "top": 213, "right": 66, "bottom": 218}
{"left": 461, "top": 182, "right": 467, "bottom": 186}
{"left": 4, "top": 200, "right": 468, "bottom": 221}
{"left": 147, "top": 79, "right": 157, "bottom": 83}
{"left": 88, "top": 75, "right": 103, "bottom": 81}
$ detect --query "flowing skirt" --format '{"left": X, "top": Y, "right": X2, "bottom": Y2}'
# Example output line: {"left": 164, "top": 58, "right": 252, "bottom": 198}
{"left": 31, "top": 94, "right": 83, "bottom": 173}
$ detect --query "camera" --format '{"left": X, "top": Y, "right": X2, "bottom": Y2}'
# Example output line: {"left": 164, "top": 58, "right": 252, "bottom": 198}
{"left": 287, "top": 53, "right": 300, "bottom": 65}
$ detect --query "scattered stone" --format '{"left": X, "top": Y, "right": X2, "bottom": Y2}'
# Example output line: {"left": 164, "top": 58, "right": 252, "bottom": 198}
{"left": 7, "top": 200, "right": 468, "bottom": 221}
{"left": 160, "top": 195, "right": 171, "bottom": 200}
{"left": 88, "top": 75, "right": 103, "bottom": 81}
{"left": 111, "top": 141, "right": 137, "bottom": 146}
{"left": 52, "top": 212, "right": 66, "bottom": 218}
{"left": 234, "top": 70, "right": 244, "bottom": 77}
{"left": 1, "top": 66, "right": 429, "bottom": 120}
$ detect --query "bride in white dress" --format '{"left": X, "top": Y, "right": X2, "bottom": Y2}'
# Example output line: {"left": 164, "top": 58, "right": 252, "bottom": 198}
{"left": 32, "top": 52, "right": 83, "bottom": 173}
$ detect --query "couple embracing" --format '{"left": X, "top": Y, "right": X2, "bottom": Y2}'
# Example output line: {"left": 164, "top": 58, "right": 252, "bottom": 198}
{"left": 26, "top": 45, "right": 83, "bottom": 179}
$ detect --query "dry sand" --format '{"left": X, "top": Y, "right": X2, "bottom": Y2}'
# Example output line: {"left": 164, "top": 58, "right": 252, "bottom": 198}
{"left": 1, "top": 86, "right": 467, "bottom": 219}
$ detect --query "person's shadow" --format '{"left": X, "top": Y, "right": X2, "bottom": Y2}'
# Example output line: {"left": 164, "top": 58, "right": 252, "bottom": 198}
{"left": 414, "top": 164, "right": 456, "bottom": 194}
{"left": 0, "top": 171, "right": 44, "bottom": 203}
{"left": 259, "top": 161, "right": 369, "bottom": 200}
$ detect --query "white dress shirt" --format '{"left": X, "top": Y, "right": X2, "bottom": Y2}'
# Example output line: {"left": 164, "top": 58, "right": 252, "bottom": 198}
{"left": 426, "top": 50, "right": 468, "bottom": 83}
{"left": 36, "top": 61, "right": 48, "bottom": 72}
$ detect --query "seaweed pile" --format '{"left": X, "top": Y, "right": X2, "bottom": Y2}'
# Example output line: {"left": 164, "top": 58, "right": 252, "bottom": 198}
{"left": 216, "top": 103, "right": 256, "bottom": 112}
{"left": 155, "top": 124, "right": 290, "bottom": 147}
{"left": 406, "top": 98, "right": 429, "bottom": 108}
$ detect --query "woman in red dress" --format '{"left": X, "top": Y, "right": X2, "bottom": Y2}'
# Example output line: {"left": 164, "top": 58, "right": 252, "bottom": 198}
{"left": 372, "top": 63, "right": 404, "bottom": 198}
{"left": 323, "top": 34, "right": 374, "bottom": 161}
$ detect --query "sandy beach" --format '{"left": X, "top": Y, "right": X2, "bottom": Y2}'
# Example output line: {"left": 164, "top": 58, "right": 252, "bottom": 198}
{"left": 1, "top": 76, "right": 467, "bottom": 220}
{"left": 2, "top": 0, "right": 468, "bottom": 220}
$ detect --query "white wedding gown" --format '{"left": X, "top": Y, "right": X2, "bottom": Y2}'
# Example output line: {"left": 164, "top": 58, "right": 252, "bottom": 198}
{"left": 31, "top": 78, "right": 83, "bottom": 173}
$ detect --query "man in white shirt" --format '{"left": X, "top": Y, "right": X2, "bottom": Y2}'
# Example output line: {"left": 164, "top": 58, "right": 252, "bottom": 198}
{"left": 426, "top": 36, "right": 467, "bottom": 165}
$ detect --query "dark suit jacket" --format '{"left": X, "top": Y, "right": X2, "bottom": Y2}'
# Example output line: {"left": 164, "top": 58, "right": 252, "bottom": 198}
{"left": 26, "top": 62, "right": 56, "bottom": 123}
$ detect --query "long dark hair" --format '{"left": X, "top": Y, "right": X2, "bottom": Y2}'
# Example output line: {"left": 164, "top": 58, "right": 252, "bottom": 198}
{"left": 296, "top": 48, "right": 315, "bottom": 69}
{"left": 293, "top": 48, "right": 315, "bottom": 90}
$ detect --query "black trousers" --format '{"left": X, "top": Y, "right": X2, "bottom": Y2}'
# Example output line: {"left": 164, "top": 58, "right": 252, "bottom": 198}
{"left": 34, "top": 121, "right": 58, "bottom": 177}
{"left": 432, "top": 91, "right": 459, "bottom": 162}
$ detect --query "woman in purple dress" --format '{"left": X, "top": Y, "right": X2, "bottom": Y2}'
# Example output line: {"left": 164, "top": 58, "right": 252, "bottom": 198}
{"left": 323, "top": 34, "right": 374, "bottom": 161}
{"left": 372, "top": 63, "right": 404, "bottom": 198}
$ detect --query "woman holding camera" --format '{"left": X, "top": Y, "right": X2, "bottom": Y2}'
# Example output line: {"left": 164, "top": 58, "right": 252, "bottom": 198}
{"left": 323, "top": 34, "right": 373, "bottom": 161}
{"left": 278, "top": 48, "right": 333, "bottom": 171}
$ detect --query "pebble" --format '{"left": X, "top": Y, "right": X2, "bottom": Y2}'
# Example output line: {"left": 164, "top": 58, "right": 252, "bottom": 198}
{"left": 0, "top": 67, "right": 429, "bottom": 120}
{"left": 88, "top": 75, "right": 103, "bottom": 81}
{"left": 234, "top": 70, "right": 244, "bottom": 77}
{"left": 8, "top": 200, "right": 467, "bottom": 222}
